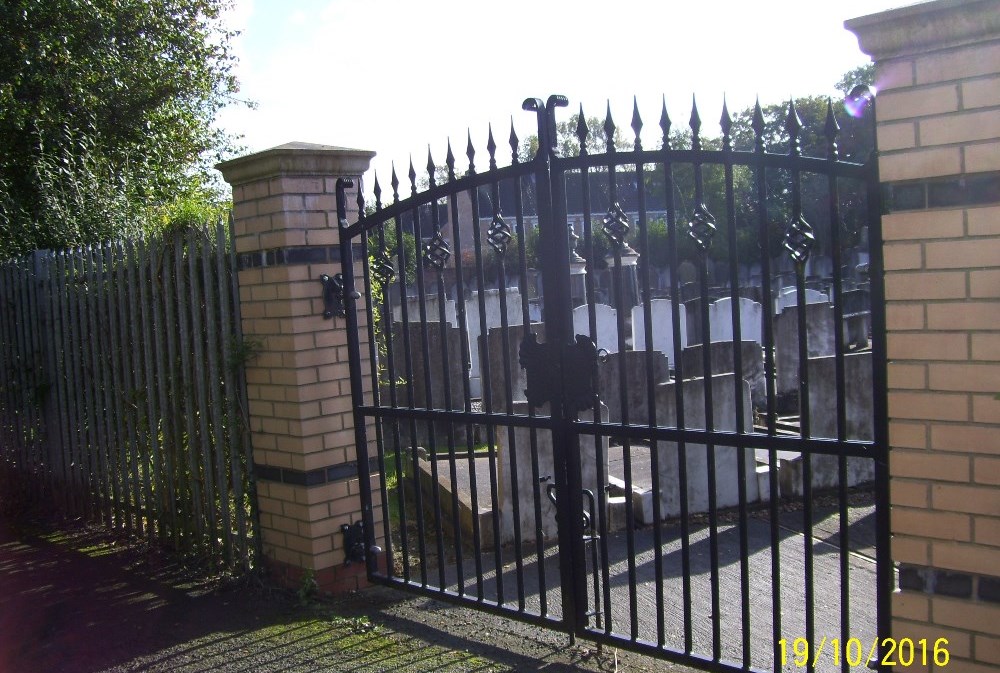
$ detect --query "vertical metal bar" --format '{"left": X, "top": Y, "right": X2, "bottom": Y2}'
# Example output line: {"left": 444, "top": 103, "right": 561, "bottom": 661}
{"left": 721, "top": 104, "right": 752, "bottom": 666}
{"left": 690, "top": 102, "right": 722, "bottom": 662}
{"left": 823, "top": 101, "right": 852, "bottom": 673}
{"left": 127, "top": 238, "right": 158, "bottom": 542}
{"left": 635, "top": 143, "right": 666, "bottom": 649}
{"left": 105, "top": 242, "right": 130, "bottom": 534}
{"left": 492, "top": 174, "right": 527, "bottom": 610}
{"left": 408, "top": 174, "right": 448, "bottom": 588}
{"left": 532, "top": 94, "right": 587, "bottom": 635}
{"left": 864, "top": 96, "right": 893, "bottom": 673}
{"left": 216, "top": 217, "right": 250, "bottom": 566}
{"left": 84, "top": 246, "right": 111, "bottom": 524}
{"left": 361, "top": 215, "right": 392, "bottom": 583}
{"left": 467, "top": 162, "right": 505, "bottom": 604}
{"left": 63, "top": 252, "right": 85, "bottom": 516}
{"left": 175, "top": 233, "right": 205, "bottom": 549}
{"left": 392, "top": 198, "right": 423, "bottom": 586}
{"left": 427, "top": 161, "right": 465, "bottom": 596}
{"left": 508, "top": 131, "right": 549, "bottom": 615}
{"left": 576, "top": 141, "right": 613, "bottom": 634}
{"left": 158, "top": 237, "right": 182, "bottom": 549}
{"left": 118, "top": 240, "right": 143, "bottom": 536}
{"left": 228, "top": 214, "right": 259, "bottom": 566}
{"left": 751, "top": 101, "right": 783, "bottom": 671}
{"left": 189, "top": 228, "right": 219, "bottom": 559}
{"left": 137, "top": 237, "right": 165, "bottom": 544}
{"left": 0, "top": 261, "right": 13, "bottom": 464}
{"left": 663, "top": 150, "right": 693, "bottom": 654}
{"left": 34, "top": 251, "right": 59, "bottom": 499}
{"left": 446, "top": 161, "right": 484, "bottom": 597}
{"left": 605, "top": 145, "right": 641, "bottom": 641}
{"left": 786, "top": 101, "right": 816, "bottom": 673}
{"left": 375, "top": 216, "right": 404, "bottom": 583}
{"left": 50, "top": 252, "right": 75, "bottom": 513}
{"left": 202, "top": 226, "right": 232, "bottom": 564}
{"left": 96, "top": 244, "right": 122, "bottom": 527}
{"left": 337, "top": 178, "right": 379, "bottom": 580}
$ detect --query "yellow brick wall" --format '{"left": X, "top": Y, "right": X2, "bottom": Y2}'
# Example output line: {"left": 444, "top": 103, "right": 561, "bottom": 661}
{"left": 848, "top": 1, "right": 1000, "bottom": 668}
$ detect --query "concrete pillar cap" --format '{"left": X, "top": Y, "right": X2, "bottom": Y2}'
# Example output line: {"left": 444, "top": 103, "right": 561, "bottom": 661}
{"left": 217, "top": 142, "right": 376, "bottom": 186}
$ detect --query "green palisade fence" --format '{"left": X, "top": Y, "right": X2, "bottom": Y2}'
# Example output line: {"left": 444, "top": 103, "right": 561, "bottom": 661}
{"left": 0, "top": 221, "right": 257, "bottom": 571}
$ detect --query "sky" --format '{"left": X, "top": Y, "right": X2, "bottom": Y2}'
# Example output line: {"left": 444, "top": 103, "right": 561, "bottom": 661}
{"left": 215, "top": 0, "right": 911, "bottom": 194}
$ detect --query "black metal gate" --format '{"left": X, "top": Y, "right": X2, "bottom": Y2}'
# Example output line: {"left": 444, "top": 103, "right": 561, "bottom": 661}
{"left": 336, "top": 92, "right": 890, "bottom": 673}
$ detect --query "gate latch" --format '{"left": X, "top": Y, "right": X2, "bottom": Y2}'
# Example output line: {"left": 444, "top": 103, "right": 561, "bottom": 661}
{"left": 520, "top": 333, "right": 598, "bottom": 415}
{"left": 341, "top": 521, "right": 374, "bottom": 566}
{"left": 319, "top": 273, "right": 360, "bottom": 319}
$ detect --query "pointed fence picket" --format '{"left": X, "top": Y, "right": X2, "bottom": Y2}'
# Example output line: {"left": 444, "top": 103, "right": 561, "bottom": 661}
{"left": 0, "top": 222, "right": 256, "bottom": 570}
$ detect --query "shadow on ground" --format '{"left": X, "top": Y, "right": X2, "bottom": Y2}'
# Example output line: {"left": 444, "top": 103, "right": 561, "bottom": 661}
{"left": 0, "top": 516, "right": 677, "bottom": 673}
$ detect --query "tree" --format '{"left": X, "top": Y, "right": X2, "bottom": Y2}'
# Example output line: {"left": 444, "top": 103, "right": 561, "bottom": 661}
{"left": 0, "top": 0, "right": 245, "bottom": 256}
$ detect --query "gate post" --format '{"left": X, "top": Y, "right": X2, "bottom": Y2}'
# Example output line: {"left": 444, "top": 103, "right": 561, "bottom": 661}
{"left": 217, "top": 142, "right": 380, "bottom": 594}
{"left": 848, "top": 1, "right": 1000, "bottom": 669}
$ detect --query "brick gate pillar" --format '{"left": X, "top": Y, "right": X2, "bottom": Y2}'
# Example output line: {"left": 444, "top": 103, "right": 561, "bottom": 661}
{"left": 218, "top": 142, "right": 381, "bottom": 594}
{"left": 847, "top": 1, "right": 1000, "bottom": 669}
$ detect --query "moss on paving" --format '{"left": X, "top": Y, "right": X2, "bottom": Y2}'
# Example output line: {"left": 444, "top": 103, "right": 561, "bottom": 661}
{"left": 118, "top": 607, "right": 514, "bottom": 673}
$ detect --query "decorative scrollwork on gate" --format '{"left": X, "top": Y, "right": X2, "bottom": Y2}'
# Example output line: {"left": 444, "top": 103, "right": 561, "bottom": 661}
{"left": 371, "top": 247, "right": 395, "bottom": 284}
{"left": 487, "top": 213, "right": 512, "bottom": 255}
{"left": 687, "top": 203, "right": 717, "bottom": 251}
{"left": 783, "top": 214, "right": 816, "bottom": 264}
{"left": 424, "top": 231, "right": 451, "bottom": 271}
{"left": 602, "top": 202, "right": 631, "bottom": 247}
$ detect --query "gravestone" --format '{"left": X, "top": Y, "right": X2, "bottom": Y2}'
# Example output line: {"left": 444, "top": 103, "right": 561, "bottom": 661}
{"left": 498, "top": 401, "right": 609, "bottom": 545}
{"left": 635, "top": 374, "right": 759, "bottom": 521}
{"left": 773, "top": 286, "right": 828, "bottom": 315}
{"left": 631, "top": 299, "right": 688, "bottom": 361}
{"left": 708, "top": 297, "right": 763, "bottom": 347}
{"left": 775, "top": 352, "right": 875, "bottom": 496}
{"left": 465, "top": 288, "right": 523, "bottom": 398}
{"left": 841, "top": 288, "right": 871, "bottom": 349}
{"left": 389, "top": 321, "right": 469, "bottom": 447}
{"left": 482, "top": 323, "right": 545, "bottom": 410}
{"left": 680, "top": 340, "right": 765, "bottom": 411}
{"left": 597, "top": 350, "right": 670, "bottom": 425}
{"left": 774, "top": 302, "right": 836, "bottom": 397}
{"left": 391, "top": 294, "right": 457, "bottom": 326}
{"left": 573, "top": 303, "right": 620, "bottom": 353}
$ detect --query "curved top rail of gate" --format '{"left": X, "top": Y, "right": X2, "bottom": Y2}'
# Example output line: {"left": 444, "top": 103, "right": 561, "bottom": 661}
{"left": 340, "top": 91, "right": 882, "bottom": 457}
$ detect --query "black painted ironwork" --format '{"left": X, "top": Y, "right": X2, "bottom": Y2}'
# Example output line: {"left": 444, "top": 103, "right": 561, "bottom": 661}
{"left": 335, "top": 93, "right": 890, "bottom": 673}
{"left": 318, "top": 272, "right": 357, "bottom": 319}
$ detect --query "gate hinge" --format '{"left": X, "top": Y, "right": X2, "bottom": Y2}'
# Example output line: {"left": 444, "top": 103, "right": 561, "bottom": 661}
{"left": 319, "top": 273, "right": 360, "bottom": 319}
{"left": 519, "top": 333, "right": 598, "bottom": 415}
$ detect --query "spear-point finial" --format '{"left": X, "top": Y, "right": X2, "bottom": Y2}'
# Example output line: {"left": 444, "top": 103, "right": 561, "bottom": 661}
{"left": 785, "top": 98, "right": 803, "bottom": 156}
{"left": 824, "top": 98, "right": 841, "bottom": 160}
{"left": 408, "top": 156, "right": 417, "bottom": 195}
{"left": 752, "top": 98, "right": 766, "bottom": 152}
{"left": 487, "top": 124, "right": 497, "bottom": 170}
{"left": 720, "top": 96, "right": 732, "bottom": 149}
{"left": 373, "top": 171, "right": 382, "bottom": 210}
{"left": 509, "top": 118, "right": 519, "bottom": 164}
{"left": 466, "top": 130, "right": 476, "bottom": 173}
{"left": 659, "top": 96, "right": 672, "bottom": 148}
{"left": 632, "top": 96, "right": 643, "bottom": 151}
{"left": 390, "top": 163, "right": 400, "bottom": 201}
{"left": 575, "top": 104, "right": 589, "bottom": 156}
{"left": 690, "top": 95, "right": 702, "bottom": 150}
{"left": 604, "top": 100, "right": 616, "bottom": 152}
{"left": 426, "top": 146, "right": 436, "bottom": 187}
{"left": 445, "top": 139, "right": 456, "bottom": 180}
